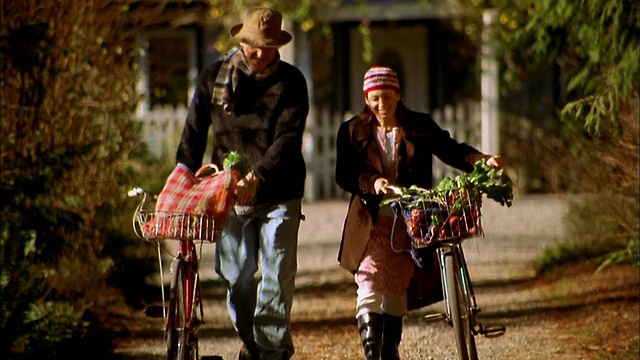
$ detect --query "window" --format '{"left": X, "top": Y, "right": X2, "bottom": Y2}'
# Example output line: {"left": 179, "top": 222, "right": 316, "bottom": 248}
{"left": 138, "top": 29, "right": 197, "bottom": 110}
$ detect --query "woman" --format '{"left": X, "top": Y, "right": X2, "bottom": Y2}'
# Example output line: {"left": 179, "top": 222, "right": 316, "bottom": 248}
{"left": 335, "top": 66, "right": 504, "bottom": 360}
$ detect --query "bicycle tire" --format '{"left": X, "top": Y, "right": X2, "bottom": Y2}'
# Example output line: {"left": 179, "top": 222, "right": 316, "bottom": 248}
{"left": 166, "top": 258, "right": 192, "bottom": 360}
{"left": 445, "top": 251, "right": 478, "bottom": 360}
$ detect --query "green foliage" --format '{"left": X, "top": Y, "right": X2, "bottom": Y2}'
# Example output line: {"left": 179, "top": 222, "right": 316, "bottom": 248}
{"left": 538, "top": 172, "right": 638, "bottom": 272}
{"left": 536, "top": 229, "right": 639, "bottom": 275}
{"left": 11, "top": 301, "right": 85, "bottom": 356}
{"left": 0, "top": 0, "right": 159, "bottom": 356}
{"left": 535, "top": 240, "right": 616, "bottom": 274}
{"left": 534, "top": 109, "right": 639, "bottom": 273}
{"left": 382, "top": 160, "right": 514, "bottom": 208}
{"left": 596, "top": 239, "right": 639, "bottom": 273}
{"left": 456, "top": 0, "right": 639, "bottom": 136}
{"left": 450, "top": 0, "right": 639, "bottom": 273}
{"left": 222, "top": 151, "right": 252, "bottom": 177}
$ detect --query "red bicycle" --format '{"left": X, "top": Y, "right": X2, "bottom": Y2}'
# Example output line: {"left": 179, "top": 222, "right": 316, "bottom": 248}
{"left": 128, "top": 187, "right": 224, "bottom": 360}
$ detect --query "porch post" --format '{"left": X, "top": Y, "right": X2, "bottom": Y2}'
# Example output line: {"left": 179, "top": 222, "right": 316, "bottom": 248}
{"left": 284, "top": 21, "right": 318, "bottom": 201}
{"left": 136, "top": 33, "right": 150, "bottom": 118}
{"left": 481, "top": 9, "right": 499, "bottom": 155}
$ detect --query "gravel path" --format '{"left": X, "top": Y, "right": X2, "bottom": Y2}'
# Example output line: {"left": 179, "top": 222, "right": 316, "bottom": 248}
{"left": 111, "top": 194, "right": 639, "bottom": 360}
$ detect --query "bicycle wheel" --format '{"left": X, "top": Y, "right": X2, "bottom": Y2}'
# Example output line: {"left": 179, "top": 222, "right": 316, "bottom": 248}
{"left": 166, "top": 258, "right": 194, "bottom": 360}
{"left": 444, "top": 250, "right": 478, "bottom": 360}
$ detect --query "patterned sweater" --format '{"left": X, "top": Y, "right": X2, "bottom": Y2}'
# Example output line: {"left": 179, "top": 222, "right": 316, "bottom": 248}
{"left": 176, "top": 59, "right": 309, "bottom": 205}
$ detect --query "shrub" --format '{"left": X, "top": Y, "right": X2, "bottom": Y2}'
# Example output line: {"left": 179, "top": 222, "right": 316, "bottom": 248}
{"left": 535, "top": 104, "right": 639, "bottom": 272}
{"left": 0, "top": 1, "right": 152, "bottom": 356}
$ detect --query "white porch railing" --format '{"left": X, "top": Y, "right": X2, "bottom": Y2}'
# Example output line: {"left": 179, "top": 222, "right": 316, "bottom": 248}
{"left": 137, "top": 105, "right": 188, "bottom": 159}
{"left": 431, "top": 101, "right": 482, "bottom": 183}
{"left": 302, "top": 107, "right": 350, "bottom": 201}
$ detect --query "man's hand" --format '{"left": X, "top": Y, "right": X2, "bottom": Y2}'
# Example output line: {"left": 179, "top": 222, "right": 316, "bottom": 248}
{"left": 235, "top": 170, "right": 259, "bottom": 204}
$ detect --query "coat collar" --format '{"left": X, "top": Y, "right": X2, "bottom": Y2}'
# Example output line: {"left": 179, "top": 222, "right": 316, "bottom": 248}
{"left": 352, "top": 113, "right": 375, "bottom": 142}
{"left": 350, "top": 113, "right": 416, "bottom": 163}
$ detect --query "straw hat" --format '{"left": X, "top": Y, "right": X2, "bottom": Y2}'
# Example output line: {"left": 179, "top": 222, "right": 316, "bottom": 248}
{"left": 229, "top": 7, "right": 292, "bottom": 48}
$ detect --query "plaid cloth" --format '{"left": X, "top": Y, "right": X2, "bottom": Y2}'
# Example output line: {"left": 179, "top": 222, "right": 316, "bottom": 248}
{"left": 145, "top": 163, "right": 238, "bottom": 241}
{"left": 156, "top": 163, "right": 237, "bottom": 215}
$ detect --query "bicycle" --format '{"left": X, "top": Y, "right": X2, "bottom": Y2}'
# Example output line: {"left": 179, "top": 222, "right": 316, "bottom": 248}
{"left": 390, "top": 186, "right": 506, "bottom": 360}
{"left": 128, "top": 187, "right": 224, "bottom": 360}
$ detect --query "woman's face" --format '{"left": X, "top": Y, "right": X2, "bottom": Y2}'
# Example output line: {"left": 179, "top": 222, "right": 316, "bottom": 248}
{"left": 365, "top": 88, "right": 400, "bottom": 124}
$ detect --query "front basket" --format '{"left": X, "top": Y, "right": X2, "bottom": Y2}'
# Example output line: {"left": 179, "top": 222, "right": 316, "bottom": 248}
{"left": 134, "top": 211, "right": 224, "bottom": 242}
{"left": 395, "top": 188, "right": 483, "bottom": 248}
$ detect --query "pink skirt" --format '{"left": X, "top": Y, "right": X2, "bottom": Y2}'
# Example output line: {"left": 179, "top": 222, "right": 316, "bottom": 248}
{"left": 355, "top": 216, "right": 415, "bottom": 297}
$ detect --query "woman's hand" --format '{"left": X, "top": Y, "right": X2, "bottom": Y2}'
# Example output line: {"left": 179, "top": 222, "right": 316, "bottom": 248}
{"left": 468, "top": 153, "right": 506, "bottom": 170}
{"left": 374, "top": 177, "right": 390, "bottom": 195}
{"left": 235, "top": 170, "right": 259, "bottom": 204}
{"left": 487, "top": 155, "right": 506, "bottom": 169}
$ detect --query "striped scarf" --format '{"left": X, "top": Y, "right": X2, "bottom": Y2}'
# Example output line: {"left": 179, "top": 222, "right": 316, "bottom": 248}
{"left": 212, "top": 48, "right": 281, "bottom": 113}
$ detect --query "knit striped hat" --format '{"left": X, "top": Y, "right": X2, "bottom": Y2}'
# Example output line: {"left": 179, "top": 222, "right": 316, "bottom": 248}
{"left": 362, "top": 66, "right": 400, "bottom": 94}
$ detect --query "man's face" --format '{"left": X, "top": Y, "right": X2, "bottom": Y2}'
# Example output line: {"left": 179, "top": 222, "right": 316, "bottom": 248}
{"left": 242, "top": 44, "right": 278, "bottom": 73}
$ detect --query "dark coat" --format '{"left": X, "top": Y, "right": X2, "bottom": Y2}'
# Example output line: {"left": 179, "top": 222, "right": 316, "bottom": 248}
{"left": 176, "top": 59, "right": 309, "bottom": 205}
{"left": 335, "top": 108, "right": 481, "bottom": 272}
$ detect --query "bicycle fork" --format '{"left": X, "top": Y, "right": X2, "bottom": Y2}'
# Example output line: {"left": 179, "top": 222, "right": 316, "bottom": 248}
{"left": 425, "top": 243, "right": 505, "bottom": 338}
{"left": 144, "top": 243, "right": 205, "bottom": 332}
{"left": 179, "top": 240, "right": 205, "bottom": 332}
{"left": 439, "top": 244, "right": 479, "bottom": 330}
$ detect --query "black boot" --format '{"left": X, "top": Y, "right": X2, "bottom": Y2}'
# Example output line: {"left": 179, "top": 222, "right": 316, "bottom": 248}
{"left": 238, "top": 343, "right": 259, "bottom": 360}
{"left": 357, "top": 313, "right": 384, "bottom": 360}
{"left": 381, "top": 313, "right": 403, "bottom": 360}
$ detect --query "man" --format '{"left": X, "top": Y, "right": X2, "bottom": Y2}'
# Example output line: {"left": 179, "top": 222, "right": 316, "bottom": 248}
{"left": 176, "top": 7, "right": 309, "bottom": 360}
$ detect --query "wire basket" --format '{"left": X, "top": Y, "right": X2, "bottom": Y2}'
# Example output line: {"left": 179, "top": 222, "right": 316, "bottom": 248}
{"left": 394, "top": 187, "right": 484, "bottom": 248}
{"left": 133, "top": 210, "right": 225, "bottom": 242}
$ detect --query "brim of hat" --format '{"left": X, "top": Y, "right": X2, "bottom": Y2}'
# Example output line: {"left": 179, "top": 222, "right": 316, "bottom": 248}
{"left": 364, "top": 84, "right": 401, "bottom": 94}
{"left": 229, "top": 23, "right": 292, "bottom": 47}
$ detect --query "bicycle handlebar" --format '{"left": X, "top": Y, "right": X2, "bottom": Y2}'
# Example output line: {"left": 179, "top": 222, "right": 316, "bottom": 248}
{"left": 128, "top": 187, "right": 146, "bottom": 197}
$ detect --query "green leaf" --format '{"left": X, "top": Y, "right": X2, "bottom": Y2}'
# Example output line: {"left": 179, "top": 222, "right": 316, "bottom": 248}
{"left": 380, "top": 160, "right": 513, "bottom": 208}
{"left": 222, "top": 151, "right": 251, "bottom": 177}
{"left": 24, "top": 230, "right": 37, "bottom": 257}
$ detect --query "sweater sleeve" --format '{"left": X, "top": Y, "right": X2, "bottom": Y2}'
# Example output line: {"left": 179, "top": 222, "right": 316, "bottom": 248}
{"left": 335, "top": 117, "right": 383, "bottom": 198}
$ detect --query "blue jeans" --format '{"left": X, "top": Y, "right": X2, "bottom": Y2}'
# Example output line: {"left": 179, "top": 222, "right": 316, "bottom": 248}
{"left": 215, "top": 199, "right": 302, "bottom": 360}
